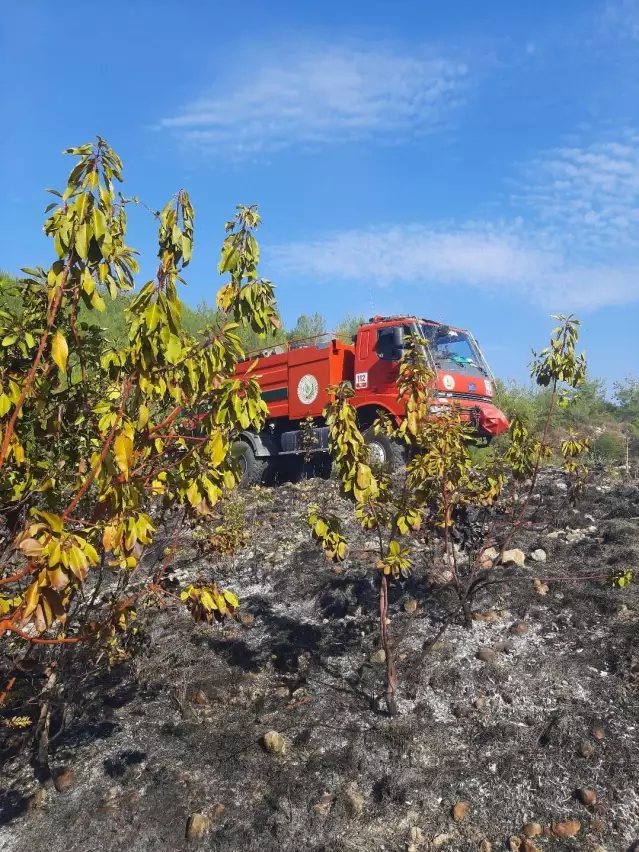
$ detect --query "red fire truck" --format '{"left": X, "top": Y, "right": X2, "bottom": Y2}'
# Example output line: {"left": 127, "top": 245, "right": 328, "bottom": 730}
{"left": 233, "top": 315, "right": 509, "bottom": 485}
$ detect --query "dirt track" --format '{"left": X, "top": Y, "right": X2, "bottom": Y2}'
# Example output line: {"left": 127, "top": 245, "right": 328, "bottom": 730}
{"left": 1, "top": 471, "right": 638, "bottom": 851}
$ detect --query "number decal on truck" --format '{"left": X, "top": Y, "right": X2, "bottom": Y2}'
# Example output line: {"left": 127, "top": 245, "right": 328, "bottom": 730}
{"left": 297, "top": 374, "right": 319, "bottom": 405}
{"left": 355, "top": 372, "right": 368, "bottom": 389}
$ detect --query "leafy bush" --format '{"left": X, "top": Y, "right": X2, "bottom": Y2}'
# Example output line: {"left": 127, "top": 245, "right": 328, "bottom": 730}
{"left": 0, "top": 138, "right": 278, "bottom": 651}
{"left": 592, "top": 431, "right": 627, "bottom": 463}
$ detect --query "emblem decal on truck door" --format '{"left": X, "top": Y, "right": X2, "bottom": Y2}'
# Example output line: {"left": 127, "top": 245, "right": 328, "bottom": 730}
{"left": 297, "top": 374, "right": 319, "bottom": 405}
{"left": 355, "top": 372, "right": 368, "bottom": 389}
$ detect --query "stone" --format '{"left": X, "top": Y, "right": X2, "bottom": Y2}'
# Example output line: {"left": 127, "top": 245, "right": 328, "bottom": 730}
{"left": 452, "top": 800, "right": 470, "bottom": 821}
{"left": 344, "top": 781, "right": 364, "bottom": 815}
{"left": 432, "top": 833, "right": 455, "bottom": 847}
{"left": 476, "top": 647, "right": 496, "bottom": 663}
{"left": 53, "top": 768, "right": 74, "bottom": 793}
{"left": 522, "top": 823, "right": 543, "bottom": 837}
{"left": 482, "top": 547, "right": 500, "bottom": 561}
{"left": 509, "top": 621, "right": 529, "bottom": 636}
{"left": 576, "top": 788, "right": 597, "bottom": 806}
{"left": 275, "top": 687, "right": 290, "bottom": 699}
{"left": 593, "top": 726, "right": 605, "bottom": 740}
{"left": 502, "top": 548, "right": 525, "bottom": 567}
{"left": 27, "top": 787, "right": 48, "bottom": 810}
{"left": 494, "top": 640, "right": 514, "bottom": 654}
{"left": 263, "top": 730, "right": 287, "bottom": 755}
{"left": 480, "top": 559, "right": 494, "bottom": 569}
{"left": 546, "top": 530, "right": 562, "bottom": 539}
{"left": 404, "top": 599, "right": 418, "bottom": 613}
{"left": 370, "top": 649, "right": 386, "bottom": 664}
{"left": 521, "top": 841, "right": 541, "bottom": 852}
{"left": 193, "top": 690, "right": 208, "bottom": 705}
{"left": 552, "top": 819, "right": 581, "bottom": 837}
{"left": 508, "top": 838, "right": 522, "bottom": 852}
{"left": 530, "top": 549, "right": 547, "bottom": 562}
{"left": 472, "top": 611, "right": 500, "bottom": 622}
{"left": 473, "top": 696, "right": 486, "bottom": 710}
{"left": 579, "top": 740, "right": 595, "bottom": 758}
{"left": 186, "top": 813, "right": 210, "bottom": 842}
{"left": 407, "top": 826, "right": 426, "bottom": 851}
{"left": 479, "top": 841, "right": 492, "bottom": 852}
{"left": 533, "top": 578, "right": 549, "bottom": 596}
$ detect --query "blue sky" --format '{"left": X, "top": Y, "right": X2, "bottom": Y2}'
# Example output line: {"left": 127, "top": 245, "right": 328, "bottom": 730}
{"left": 1, "top": 0, "right": 638, "bottom": 389}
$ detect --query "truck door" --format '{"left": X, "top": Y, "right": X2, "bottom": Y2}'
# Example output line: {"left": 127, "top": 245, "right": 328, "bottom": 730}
{"left": 356, "top": 324, "right": 409, "bottom": 395}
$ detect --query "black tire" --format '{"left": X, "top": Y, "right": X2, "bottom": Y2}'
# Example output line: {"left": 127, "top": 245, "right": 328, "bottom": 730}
{"left": 362, "top": 428, "right": 405, "bottom": 473}
{"left": 232, "top": 440, "right": 269, "bottom": 487}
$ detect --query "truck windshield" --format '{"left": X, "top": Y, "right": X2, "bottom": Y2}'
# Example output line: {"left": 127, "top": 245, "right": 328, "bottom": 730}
{"left": 418, "top": 324, "right": 490, "bottom": 378}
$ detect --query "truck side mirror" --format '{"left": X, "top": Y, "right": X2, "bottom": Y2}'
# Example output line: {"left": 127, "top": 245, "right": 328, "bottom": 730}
{"left": 393, "top": 326, "right": 405, "bottom": 349}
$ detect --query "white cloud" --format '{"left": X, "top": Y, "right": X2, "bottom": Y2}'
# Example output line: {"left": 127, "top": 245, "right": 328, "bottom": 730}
{"left": 519, "top": 133, "right": 639, "bottom": 253}
{"left": 158, "top": 44, "right": 469, "bottom": 156}
{"left": 269, "top": 133, "right": 639, "bottom": 311}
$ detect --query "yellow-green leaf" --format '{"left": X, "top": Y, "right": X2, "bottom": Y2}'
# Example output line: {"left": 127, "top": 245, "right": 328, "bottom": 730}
{"left": 51, "top": 330, "right": 68, "bottom": 373}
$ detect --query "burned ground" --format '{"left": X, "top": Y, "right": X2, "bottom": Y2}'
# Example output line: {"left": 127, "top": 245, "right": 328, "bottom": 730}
{"left": 1, "top": 471, "right": 638, "bottom": 851}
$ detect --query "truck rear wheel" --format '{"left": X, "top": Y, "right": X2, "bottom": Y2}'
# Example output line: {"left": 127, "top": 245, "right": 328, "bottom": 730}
{"left": 233, "top": 440, "right": 269, "bottom": 487}
{"left": 362, "top": 429, "right": 405, "bottom": 473}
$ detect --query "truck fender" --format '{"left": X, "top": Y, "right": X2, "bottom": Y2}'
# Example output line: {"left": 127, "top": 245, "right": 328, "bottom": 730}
{"left": 237, "top": 430, "right": 278, "bottom": 458}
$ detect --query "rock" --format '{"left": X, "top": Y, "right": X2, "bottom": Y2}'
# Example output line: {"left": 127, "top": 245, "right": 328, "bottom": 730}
{"left": 552, "top": 819, "right": 581, "bottom": 837}
{"left": 546, "top": 530, "right": 563, "bottom": 539}
{"left": 407, "top": 826, "right": 426, "bottom": 852}
{"left": 494, "top": 640, "right": 514, "bottom": 654}
{"left": 522, "top": 823, "right": 543, "bottom": 837}
{"left": 479, "top": 841, "right": 492, "bottom": 852}
{"left": 480, "top": 559, "right": 494, "bottom": 569}
{"left": 521, "top": 841, "right": 541, "bottom": 852}
{"left": 502, "top": 548, "right": 525, "bottom": 567}
{"left": 275, "top": 687, "right": 290, "bottom": 699}
{"left": 576, "top": 788, "right": 597, "bottom": 806}
{"left": 508, "top": 838, "right": 522, "bottom": 852}
{"left": 476, "top": 647, "right": 496, "bottom": 663}
{"left": 593, "top": 726, "right": 605, "bottom": 740}
{"left": 533, "top": 578, "right": 549, "bottom": 596}
{"left": 186, "top": 813, "right": 210, "bottom": 842}
{"left": 27, "top": 788, "right": 48, "bottom": 810}
{"left": 452, "top": 800, "right": 470, "bottom": 821}
{"left": 432, "top": 833, "right": 455, "bottom": 847}
{"left": 482, "top": 547, "right": 499, "bottom": 561}
{"left": 530, "top": 549, "right": 546, "bottom": 562}
{"left": 509, "top": 621, "right": 529, "bottom": 636}
{"left": 263, "top": 730, "right": 287, "bottom": 755}
{"left": 53, "top": 768, "right": 74, "bottom": 793}
{"left": 404, "top": 599, "right": 418, "bottom": 613}
{"left": 193, "top": 690, "right": 208, "bottom": 705}
{"left": 553, "top": 480, "right": 568, "bottom": 492}
{"left": 472, "top": 611, "right": 500, "bottom": 622}
{"left": 473, "top": 696, "right": 486, "bottom": 710}
{"left": 579, "top": 740, "right": 595, "bottom": 758}
{"left": 343, "top": 781, "right": 364, "bottom": 815}
{"left": 370, "top": 649, "right": 386, "bottom": 664}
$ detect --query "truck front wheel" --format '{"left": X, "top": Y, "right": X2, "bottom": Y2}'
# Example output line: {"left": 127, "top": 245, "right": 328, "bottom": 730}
{"left": 362, "top": 429, "right": 405, "bottom": 473}
{"left": 233, "top": 440, "right": 270, "bottom": 487}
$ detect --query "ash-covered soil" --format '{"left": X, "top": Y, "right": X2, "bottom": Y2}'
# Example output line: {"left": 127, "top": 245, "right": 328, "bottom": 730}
{"left": 1, "top": 471, "right": 638, "bottom": 852}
